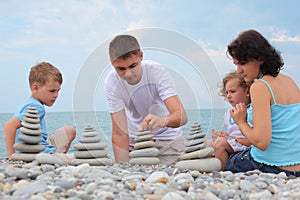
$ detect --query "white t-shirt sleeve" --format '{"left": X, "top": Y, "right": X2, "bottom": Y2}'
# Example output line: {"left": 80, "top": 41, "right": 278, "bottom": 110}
{"left": 104, "top": 70, "right": 125, "bottom": 113}
{"left": 146, "top": 61, "right": 177, "bottom": 101}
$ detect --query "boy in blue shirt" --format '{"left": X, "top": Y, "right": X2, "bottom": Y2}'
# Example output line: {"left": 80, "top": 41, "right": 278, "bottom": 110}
{"left": 4, "top": 62, "right": 76, "bottom": 158}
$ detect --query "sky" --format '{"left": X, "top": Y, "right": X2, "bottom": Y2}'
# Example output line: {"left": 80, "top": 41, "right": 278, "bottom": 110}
{"left": 1, "top": 0, "right": 300, "bottom": 114}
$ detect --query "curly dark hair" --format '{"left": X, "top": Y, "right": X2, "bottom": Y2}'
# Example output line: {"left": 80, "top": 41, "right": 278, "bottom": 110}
{"left": 227, "top": 30, "right": 284, "bottom": 77}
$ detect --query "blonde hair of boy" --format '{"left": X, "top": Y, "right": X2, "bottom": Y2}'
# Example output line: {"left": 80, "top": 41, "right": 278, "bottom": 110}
{"left": 29, "top": 62, "right": 63, "bottom": 88}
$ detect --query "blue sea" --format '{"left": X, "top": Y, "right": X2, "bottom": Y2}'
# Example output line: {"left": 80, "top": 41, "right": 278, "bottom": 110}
{"left": 0, "top": 109, "right": 225, "bottom": 159}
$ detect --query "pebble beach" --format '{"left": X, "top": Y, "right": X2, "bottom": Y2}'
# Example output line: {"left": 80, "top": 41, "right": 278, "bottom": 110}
{"left": 1, "top": 158, "right": 300, "bottom": 200}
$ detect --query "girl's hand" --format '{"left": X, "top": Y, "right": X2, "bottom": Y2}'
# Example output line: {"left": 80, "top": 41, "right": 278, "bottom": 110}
{"left": 212, "top": 128, "right": 218, "bottom": 140}
{"left": 212, "top": 129, "right": 229, "bottom": 140}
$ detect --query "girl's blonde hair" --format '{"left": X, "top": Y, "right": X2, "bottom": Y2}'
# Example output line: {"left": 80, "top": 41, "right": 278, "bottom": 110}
{"left": 219, "top": 71, "right": 251, "bottom": 98}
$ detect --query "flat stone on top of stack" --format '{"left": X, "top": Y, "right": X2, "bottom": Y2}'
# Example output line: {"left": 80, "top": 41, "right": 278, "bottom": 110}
{"left": 129, "top": 130, "right": 160, "bottom": 165}
{"left": 11, "top": 107, "right": 45, "bottom": 162}
{"left": 175, "top": 122, "right": 221, "bottom": 172}
{"left": 71, "top": 125, "right": 113, "bottom": 166}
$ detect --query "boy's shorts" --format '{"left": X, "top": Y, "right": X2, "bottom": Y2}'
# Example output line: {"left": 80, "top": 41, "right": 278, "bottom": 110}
{"left": 47, "top": 127, "right": 69, "bottom": 153}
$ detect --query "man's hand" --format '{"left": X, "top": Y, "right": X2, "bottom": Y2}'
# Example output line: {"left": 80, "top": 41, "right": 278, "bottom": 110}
{"left": 140, "top": 114, "right": 166, "bottom": 131}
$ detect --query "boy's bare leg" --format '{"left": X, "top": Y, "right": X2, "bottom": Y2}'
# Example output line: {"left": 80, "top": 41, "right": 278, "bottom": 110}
{"left": 63, "top": 126, "right": 76, "bottom": 153}
{"left": 48, "top": 126, "right": 76, "bottom": 153}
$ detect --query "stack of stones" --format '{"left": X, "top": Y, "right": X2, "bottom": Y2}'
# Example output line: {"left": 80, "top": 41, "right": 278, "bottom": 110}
{"left": 11, "top": 107, "right": 45, "bottom": 162}
{"left": 71, "top": 125, "right": 113, "bottom": 166}
{"left": 175, "top": 122, "right": 221, "bottom": 172}
{"left": 129, "top": 130, "right": 160, "bottom": 165}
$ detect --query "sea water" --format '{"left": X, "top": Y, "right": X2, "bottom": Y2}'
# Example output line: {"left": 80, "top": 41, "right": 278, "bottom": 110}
{"left": 0, "top": 109, "right": 225, "bottom": 159}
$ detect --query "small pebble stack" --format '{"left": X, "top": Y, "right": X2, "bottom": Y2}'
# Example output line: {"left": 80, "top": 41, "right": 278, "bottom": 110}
{"left": 71, "top": 125, "right": 113, "bottom": 166}
{"left": 129, "top": 130, "right": 160, "bottom": 165}
{"left": 11, "top": 107, "right": 45, "bottom": 162}
{"left": 175, "top": 122, "right": 221, "bottom": 172}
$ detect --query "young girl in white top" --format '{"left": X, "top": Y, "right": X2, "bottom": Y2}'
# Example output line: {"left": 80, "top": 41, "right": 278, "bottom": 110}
{"left": 207, "top": 71, "right": 252, "bottom": 170}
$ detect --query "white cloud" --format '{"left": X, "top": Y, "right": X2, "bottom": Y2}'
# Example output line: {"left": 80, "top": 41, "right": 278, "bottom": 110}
{"left": 269, "top": 28, "right": 300, "bottom": 42}
{"left": 124, "top": 0, "right": 157, "bottom": 16}
{"left": 271, "top": 34, "right": 300, "bottom": 42}
{"left": 205, "top": 49, "right": 226, "bottom": 57}
{"left": 194, "top": 38, "right": 227, "bottom": 57}
{"left": 7, "top": 36, "right": 69, "bottom": 48}
{"left": 126, "top": 19, "right": 150, "bottom": 31}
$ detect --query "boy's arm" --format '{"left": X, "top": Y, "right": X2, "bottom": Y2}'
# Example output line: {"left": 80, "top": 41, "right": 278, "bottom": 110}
{"left": 111, "top": 109, "right": 129, "bottom": 163}
{"left": 4, "top": 117, "right": 21, "bottom": 158}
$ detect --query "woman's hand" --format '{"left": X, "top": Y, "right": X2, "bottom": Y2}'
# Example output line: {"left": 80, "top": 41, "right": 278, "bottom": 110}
{"left": 140, "top": 114, "right": 166, "bottom": 131}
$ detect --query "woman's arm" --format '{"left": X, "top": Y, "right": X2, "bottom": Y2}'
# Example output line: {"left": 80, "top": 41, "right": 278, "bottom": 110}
{"left": 231, "top": 81, "right": 272, "bottom": 150}
{"left": 235, "top": 138, "right": 252, "bottom": 147}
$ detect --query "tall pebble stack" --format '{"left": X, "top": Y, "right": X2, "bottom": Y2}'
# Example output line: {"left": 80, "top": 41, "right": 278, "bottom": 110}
{"left": 129, "top": 130, "right": 160, "bottom": 165}
{"left": 11, "top": 107, "right": 45, "bottom": 162}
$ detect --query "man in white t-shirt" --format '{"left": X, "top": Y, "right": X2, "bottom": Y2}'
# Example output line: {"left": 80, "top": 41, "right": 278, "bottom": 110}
{"left": 104, "top": 35, "right": 188, "bottom": 165}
